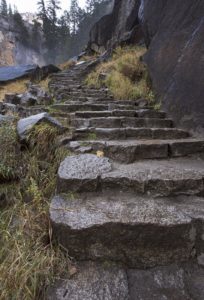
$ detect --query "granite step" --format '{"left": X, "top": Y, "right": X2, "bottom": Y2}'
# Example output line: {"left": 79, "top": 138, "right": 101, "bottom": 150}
{"left": 74, "top": 109, "right": 166, "bottom": 119}
{"left": 47, "top": 261, "right": 204, "bottom": 300}
{"left": 57, "top": 154, "right": 204, "bottom": 196}
{"left": 74, "top": 127, "right": 190, "bottom": 140}
{"left": 50, "top": 190, "right": 204, "bottom": 268}
{"left": 51, "top": 103, "right": 147, "bottom": 113}
{"left": 73, "top": 117, "right": 174, "bottom": 129}
{"left": 70, "top": 139, "right": 204, "bottom": 163}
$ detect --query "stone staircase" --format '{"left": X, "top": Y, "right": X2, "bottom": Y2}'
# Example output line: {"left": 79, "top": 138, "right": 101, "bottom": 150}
{"left": 48, "top": 61, "right": 204, "bottom": 299}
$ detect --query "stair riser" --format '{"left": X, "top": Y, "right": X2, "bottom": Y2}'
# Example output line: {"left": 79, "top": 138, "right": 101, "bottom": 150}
{"left": 51, "top": 218, "right": 196, "bottom": 268}
{"left": 57, "top": 174, "right": 204, "bottom": 196}
{"left": 75, "top": 129, "right": 189, "bottom": 140}
{"left": 73, "top": 118, "right": 173, "bottom": 129}
{"left": 75, "top": 110, "right": 166, "bottom": 119}
{"left": 86, "top": 141, "right": 204, "bottom": 163}
{"left": 52, "top": 104, "right": 151, "bottom": 113}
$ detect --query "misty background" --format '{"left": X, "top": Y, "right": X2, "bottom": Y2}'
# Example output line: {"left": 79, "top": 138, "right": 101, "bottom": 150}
{"left": 0, "top": 0, "right": 113, "bottom": 64}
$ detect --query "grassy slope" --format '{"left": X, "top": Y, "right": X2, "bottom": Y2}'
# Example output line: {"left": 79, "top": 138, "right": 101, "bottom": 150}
{"left": 85, "top": 46, "right": 154, "bottom": 101}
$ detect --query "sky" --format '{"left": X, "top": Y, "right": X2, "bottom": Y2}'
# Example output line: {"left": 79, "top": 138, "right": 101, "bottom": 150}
{"left": 7, "top": 0, "right": 87, "bottom": 13}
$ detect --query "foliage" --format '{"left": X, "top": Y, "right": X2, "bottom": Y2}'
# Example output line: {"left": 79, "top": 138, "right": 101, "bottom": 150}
{"left": 0, "top": 0, "right": 7, "bottom": 16}
{"left": 0, "top": 122, "right": 71, "bottom": 299}
{"left": 13, "top": 11, "right": 30, "bottom": 47}
{"left": 86, "top": 46, "right": 154, "bottom": 100}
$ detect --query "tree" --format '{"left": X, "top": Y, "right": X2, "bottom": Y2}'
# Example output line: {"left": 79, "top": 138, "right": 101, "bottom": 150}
{"left": 13, "top": 12, "right": 30, "bottom": 46}
{"left": 31, "top": 20, "right": 41, "bottom": 52}
{"left": 69, "top": 0, "right": 80, "bottom": 34}
{"left": 47, "top": 0, "right": 61, "bottom": 26}
{"left": 37, "top": 0, "right": 47, "bottom": 20}
{"left": 0, "top": 0, "right": 8, "bottom": 17}
{"left": 8, "top": 4, "right": 12, "bottom": 17}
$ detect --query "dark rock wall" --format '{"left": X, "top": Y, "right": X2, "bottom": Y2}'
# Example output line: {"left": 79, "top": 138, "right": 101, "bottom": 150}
{"left": 88, "top": 0, "right": 204, "bottom": 135}
{"left": 88, "top": 0, "right": 142, "bottom": 53}
{"left": 141, "top": 0, "right": 204, "bottom": 135}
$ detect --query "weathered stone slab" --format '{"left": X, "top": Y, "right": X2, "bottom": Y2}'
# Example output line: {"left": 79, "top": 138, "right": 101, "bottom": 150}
{"left": 74, "top": 117, "right": 174, "bottom": 129}
{"left": 169, "top": 140, "right": 204, "bottom": 157}
{"left": 128, "top": 263, "right": 204, "bottom": 300}
{"left": 50, "top": 192, "right": 204, "bottom": 268}
{"left": 47, "top": 262, "right": 128, "bottom": 300}
{"left": 57, "top": 154, "right": 112, "bottom": 193}
{"left": 57, "top": 155, "right": 204, "bottom": 196}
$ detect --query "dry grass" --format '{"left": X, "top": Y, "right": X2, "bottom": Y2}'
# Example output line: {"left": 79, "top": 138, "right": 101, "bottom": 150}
{"left": 85, "top": 46, "right": 154, "bottom": 100}
{"left": 0, "top": 122, "right": 71, "bottom": 299}
{"left": 0, "top": 79, "right": 28, "bottom": 101}
{"left": 38, "top": 78, "right": 50, "bottom": 92}
{"left": 58, "top": 60, "right": 76, "bottom": 71}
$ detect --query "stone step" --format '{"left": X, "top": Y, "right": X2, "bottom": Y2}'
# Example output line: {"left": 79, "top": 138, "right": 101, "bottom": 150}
{"left": 57, "top": 154, "right": 204, "bottom": 196}
{"left": 73, "top": 117, "right": 173, "bottom": 129}
{"left": 65, "top": 90, "right": 110, "bottom": 96}
{"left": 51, "top": 103, "right": 145, "bottom": 113}
{"left": 70, "top": 139, "right": 204, "bottom": 163}
{"left": 67, "top": 97, "right": 114, "bottom": 103}
{"left": 50, "top": 191, "right": 204, "bottom": 268}
{"left": 74, "top": 109, "right": 166, "bottom": 119}
{"left": 74, "top": 127, "right": 190, "bottom": 140}
{"left": 47, "top": 261, "right": 204, "bottom": 300}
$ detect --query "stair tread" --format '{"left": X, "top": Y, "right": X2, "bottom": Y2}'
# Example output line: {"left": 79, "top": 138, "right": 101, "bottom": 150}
{"left": 57, "top": 154, "right": 204, "bottom": 196}
{"left": 51, "top": 192, "right": 204, "bottom": 228}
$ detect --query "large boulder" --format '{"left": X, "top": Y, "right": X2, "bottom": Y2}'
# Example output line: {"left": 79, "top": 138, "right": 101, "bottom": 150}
{"left": 88, "top": 0, "right": 143, "bottom": 53}
{"left": 17, "top": 112, "right": 64, "bottom": 141}
{"left": 0, "top": 65, "right": 38, "bottom": 82}
{"left": 0, "top": 64, "right": 60, "bottom": 83}
{"left": 4, "top": 84, "right": 51, "bottom": 107}
{"left": 140, "top": 0, "right": 204, "bottom": 134}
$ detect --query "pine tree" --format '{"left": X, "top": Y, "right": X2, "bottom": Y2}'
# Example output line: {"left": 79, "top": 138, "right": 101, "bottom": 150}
{"left": 47, "top": 0, "right": 61, "bottom": 26}
{"left": 0, "top": 0, "right": 8, "bottom": 17}
{"left": 69, "top": 0, "right": 80, "bottom": 34}
{"left": 8, "top": 4, "right": 12, "bottom": 17}
{"left": 31, "top": 20, "right": 41, "bottom": 52}
{"left": 37, "top": 0, "right": 47, "bottom": 20}
{"left": 13, "top": 11, "right": 30, "bottom": 46}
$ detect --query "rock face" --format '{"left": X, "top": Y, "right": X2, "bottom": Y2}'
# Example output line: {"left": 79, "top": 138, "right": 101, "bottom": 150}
{"left": 141, "top": 0, "right": 204, "bottom": 135}
{"left": 0, "top": 16, "right": 45, "bottom": 66}
{"left": 88, "top": 0, "right": 204, "bottom": 134}
{"left": 88, "top": 0, "right": 143, "bottom": 53}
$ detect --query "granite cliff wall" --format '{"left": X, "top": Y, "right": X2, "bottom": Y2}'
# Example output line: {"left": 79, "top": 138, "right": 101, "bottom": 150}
{"left": 88, "top": 0, "right": 204, "bottom": 134}
{"left": 0, "top": 17, "right": 45, "bottom": 67}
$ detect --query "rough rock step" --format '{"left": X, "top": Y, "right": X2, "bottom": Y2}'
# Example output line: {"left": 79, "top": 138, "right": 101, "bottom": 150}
{"left": 47, "top": 261, "right": 204, "bottom": 300}
{"left": 51, "top": 103, "right": 146, "bottom": 113}
{"left": 64, "top": 98, "right": 114, "bottom": 107}
{"left": 74, "top": 127, "right": 190, "bottom": 140}
{"left": 73, "top": 117, "right": 174, "bottom": 129}
{"left": 47, "top": 262, "right": 129, "bottom": 300}
{"left": 74, "top": 139, "right": 204, "bottom": 163}
{"left": 50, "top": 191, "right": 204, "bottom": 268}
{"left": 57, "top": 154, "right": 204, "bottom": 196}
{"left": 74, "top": 109, "right": 166, "bottom": 119}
